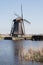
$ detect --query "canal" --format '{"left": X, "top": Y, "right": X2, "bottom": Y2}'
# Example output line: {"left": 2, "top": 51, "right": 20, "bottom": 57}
{"left": 0, "top": 40, "right": 43, "bottom": 65}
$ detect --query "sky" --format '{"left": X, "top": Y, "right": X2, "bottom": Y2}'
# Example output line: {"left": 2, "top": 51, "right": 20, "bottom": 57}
{"left": 0, "top": 0, "right": 43, "bottom": 34}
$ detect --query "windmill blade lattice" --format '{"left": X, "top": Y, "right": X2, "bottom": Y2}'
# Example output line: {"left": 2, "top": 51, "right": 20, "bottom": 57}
{"left": 24, "top": 19, "right": 31, "bottom": 24}
{"left": 21, "top": 4, "right": 25, "bottom": 34}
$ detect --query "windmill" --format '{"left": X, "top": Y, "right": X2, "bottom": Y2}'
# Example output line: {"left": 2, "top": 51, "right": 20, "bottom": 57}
{"left": 10, "top": 5, "right": 31, "bottom": 37}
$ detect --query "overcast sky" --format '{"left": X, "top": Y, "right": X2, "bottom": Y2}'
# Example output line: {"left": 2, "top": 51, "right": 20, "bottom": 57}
{"left": 0, "top": 0, "right": 43, "bottom": 34}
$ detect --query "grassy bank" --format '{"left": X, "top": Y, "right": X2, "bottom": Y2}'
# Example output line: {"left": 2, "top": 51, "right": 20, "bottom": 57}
{"left": 19, "top": 48, "right": 43, "bottom": 63}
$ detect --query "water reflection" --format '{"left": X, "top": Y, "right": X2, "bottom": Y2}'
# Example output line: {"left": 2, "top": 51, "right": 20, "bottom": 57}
{"left": 13, "top": 41, "right": 24, "bottom": 65}
{"left": 0, "top": 40, "right": 43, "bottom": 65}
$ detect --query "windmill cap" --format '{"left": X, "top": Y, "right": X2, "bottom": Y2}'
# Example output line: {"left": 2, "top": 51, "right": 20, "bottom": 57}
{"left": 13, "top": 18, "right": 23, "bottom": 22}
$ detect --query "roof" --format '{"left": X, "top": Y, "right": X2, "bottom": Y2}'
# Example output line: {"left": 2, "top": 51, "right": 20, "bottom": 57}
{"left": 13, "top": 18, "right": 23, "bottom": 22}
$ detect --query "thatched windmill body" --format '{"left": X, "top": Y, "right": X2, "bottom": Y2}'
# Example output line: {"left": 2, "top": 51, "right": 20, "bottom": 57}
{"left": 10, "top": 5, "right": 31, "bottom": 37}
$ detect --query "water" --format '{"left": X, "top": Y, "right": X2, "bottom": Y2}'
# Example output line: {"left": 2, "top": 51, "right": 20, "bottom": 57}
{"left": 0, "top": 40, "right": 43, "bottom": 65}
